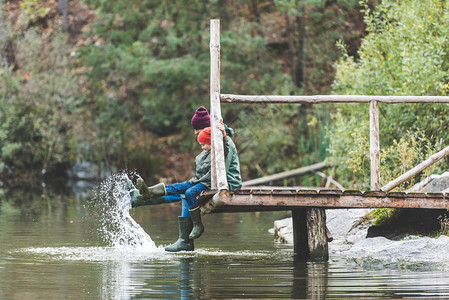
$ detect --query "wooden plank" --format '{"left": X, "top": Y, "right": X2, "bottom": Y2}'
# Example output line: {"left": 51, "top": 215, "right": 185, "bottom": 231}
{"left": 342, "top": 190, "right": 363, "bottom": 196}
{"left": 209, "top": 19, "right": 228, "bottom": 191}
{"left": 363, "top": 191, "right": 387, "bottom": 197}
{"left": 370, "top": 100, "right": 380, "bottom": 191}
{"left": 318, "top": 189, "right": 343, "bottom": 195}
{"left": 220, "top": 94, "right": 449, "bottom": 104}
{"left": 242, "top": 162, "right": 328, "bottom": 186}
{"left": 381, "top": 145, "right": 449, "bottom": 192}
{"left": 200, "top": 193, "right": 449, "bottom": 212}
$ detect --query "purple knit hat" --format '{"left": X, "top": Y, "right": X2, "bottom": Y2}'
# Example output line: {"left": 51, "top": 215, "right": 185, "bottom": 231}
{"left": 191, "top": 106, "right": 211, "bottom": 130}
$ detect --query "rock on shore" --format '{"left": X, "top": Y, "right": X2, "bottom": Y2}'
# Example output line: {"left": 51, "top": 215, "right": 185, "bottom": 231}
{"left": 271, "top": 173, "right": 449, "bottom": 265}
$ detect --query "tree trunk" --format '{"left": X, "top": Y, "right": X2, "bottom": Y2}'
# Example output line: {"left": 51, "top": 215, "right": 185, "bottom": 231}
{"left": 0, "top": 6, "right": 14, "bottom": 68}
{"left": 286, "top": 10, "right": 306, "bottom": 89}
{"left": 58, "top": 0, "right": 69, "bottom": 31}
{"left": 0, "top": 5, "right": 6, "bottom": 65}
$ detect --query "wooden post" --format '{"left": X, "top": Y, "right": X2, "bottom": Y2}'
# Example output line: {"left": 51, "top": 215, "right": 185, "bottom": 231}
{"left": 210, "top": 19, "right": 228, "bottom": 191}
{"left": 292, "top": 208, "right": 309, "bottom": 260}
{"left": 292, "top": 208, "right": 329, "bottom": 261}
{"left": 306, "top": 208, "right": 329, "bottom": 261}
{"left": 381, "top": 145, "right": 449, "bottom": 192}
{"left": 370, "top": 101, "right": 380, "bottom": 191}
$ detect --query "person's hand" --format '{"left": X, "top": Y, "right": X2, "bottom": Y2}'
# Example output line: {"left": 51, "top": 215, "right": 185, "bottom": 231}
{"left": 217, "top": 122, "right": 226, "bottom": 137}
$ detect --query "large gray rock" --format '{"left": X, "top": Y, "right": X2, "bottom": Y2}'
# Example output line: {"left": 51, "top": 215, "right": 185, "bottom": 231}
{"left": 408, "top": 172, "right": 449, "bottom": 193}
{"left": 271, "top": 172, "right": 449, "bottom": 265}
{"left": 346, "top": 235, "right": 449, "bottom": 266}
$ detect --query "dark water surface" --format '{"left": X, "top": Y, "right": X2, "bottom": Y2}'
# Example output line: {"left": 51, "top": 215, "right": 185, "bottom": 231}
{"left": 1, "top": 181, "right": 449, "bottom": 299}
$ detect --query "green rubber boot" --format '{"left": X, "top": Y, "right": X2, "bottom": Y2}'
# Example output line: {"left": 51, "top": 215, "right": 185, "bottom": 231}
{"left": 165, "top": 217, "right": 194, "bottom": 252}
{"left": 136, "top": 178, "right": 166, "bottom": 199}
{"left": 131, "top": 195, "right": 165, "bottom": 208}
{"left": 188, "top": 207, "right": 204, "bottom": 239}
{"left": 130, "top": 179, "right": 166, "bottom": 208}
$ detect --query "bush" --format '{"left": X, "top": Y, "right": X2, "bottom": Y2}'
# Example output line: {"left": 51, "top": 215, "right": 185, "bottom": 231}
{"left": 0, "top": 28, "right": 80, "bottom": 179}
{"left": 328, "top": 0, "right": 449, "bottom": 189}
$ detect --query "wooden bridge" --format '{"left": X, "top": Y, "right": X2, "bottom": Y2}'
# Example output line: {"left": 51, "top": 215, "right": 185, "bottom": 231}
{"left": 200, "top": 19, "right": 449, "bottom": 261}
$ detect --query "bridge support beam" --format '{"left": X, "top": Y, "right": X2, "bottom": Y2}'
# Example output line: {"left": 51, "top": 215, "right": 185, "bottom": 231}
{"left": 292, "top": 207, "right": 329, "bottom": 261}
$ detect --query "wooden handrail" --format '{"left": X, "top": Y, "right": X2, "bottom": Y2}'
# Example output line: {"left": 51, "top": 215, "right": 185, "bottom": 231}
{"left": 381, "top": 145, "right": 449, "bottom": 192}
{"left": 221, "top": 94, "right": 449, "bottom": 104}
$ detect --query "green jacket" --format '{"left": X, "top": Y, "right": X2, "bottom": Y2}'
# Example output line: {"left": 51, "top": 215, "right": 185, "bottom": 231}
{"left": 189, "top": 149, "right": 211, "bottom": 188}
{"left": 224, "top": 136, "right": 242, "bottom": 190}
{"left": 192, "top": 125, "right": 241, "bottom": 190}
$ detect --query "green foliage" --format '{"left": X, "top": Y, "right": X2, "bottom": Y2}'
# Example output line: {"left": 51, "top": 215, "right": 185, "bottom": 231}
{"left": 0, "top": 28, "right": 80, "bottom": 179}
{"left": 329, "top": 0, "right": 449, "bottom": 189}
{"left": 79, "top": 0, "right": 302, "bottom": 136}
{"left": 372, "top": 208, "right": 399, "bottom": 226}
{"left": 1, "top": 0, "right": 371, "bottom": 183}
{"left": 80, "top": 0, "right": 330, "bottom": 181}
{"left": 236, "top": 103, "right": 329, "bottom": 181}
{"left": 20, "top": 0, "right": 51, "bottom": 22}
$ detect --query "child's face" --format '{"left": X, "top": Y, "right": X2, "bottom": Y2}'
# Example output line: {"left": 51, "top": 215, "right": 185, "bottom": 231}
{"left": 200, "top": 143, "right": 211, "bottom": 152}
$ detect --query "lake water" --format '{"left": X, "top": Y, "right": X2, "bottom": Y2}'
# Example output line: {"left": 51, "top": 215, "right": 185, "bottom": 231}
{"left": 2, "top": 178, "right": 449, "bottom": 299}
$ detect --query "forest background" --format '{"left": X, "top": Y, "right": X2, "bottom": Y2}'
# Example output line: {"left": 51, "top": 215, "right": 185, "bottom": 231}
{"left": 1, "top": 0, "right": 449, "bottom": 192}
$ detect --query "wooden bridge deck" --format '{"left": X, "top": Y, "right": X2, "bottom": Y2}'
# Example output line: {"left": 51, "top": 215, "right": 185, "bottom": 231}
{"left": 199, "top": 187, "right": 449, "bottom": 213}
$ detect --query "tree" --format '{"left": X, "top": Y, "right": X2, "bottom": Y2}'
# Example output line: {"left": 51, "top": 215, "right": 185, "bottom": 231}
{"left": 0, "top": 29, "right": 81, "bottom": 180}
{"left": 329, "top": 0, "right": 449, "bottom": 190}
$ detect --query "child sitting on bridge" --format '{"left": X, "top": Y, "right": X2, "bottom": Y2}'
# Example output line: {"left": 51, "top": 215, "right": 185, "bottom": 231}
{"left": 127, "top": 127, "right": 213, "bottom": 251}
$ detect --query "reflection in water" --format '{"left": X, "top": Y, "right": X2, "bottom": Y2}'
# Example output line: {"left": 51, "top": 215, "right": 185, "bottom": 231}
{"left": 180, "top": 257, "right": 194, "bottom": 299}
{"left": 3, "top": 180, "right": 449, "bottom": 298}
{"left": 100, "top": 257, "right": 195, "bottom": 299}
{"left": 292, "top": 258, "right": 330, "bottom": 299}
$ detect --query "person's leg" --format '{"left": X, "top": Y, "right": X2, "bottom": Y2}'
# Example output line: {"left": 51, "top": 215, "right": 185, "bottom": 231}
{"left": 181, "top": 199, "right": 190, "bottom": 217}
{"left": 184, "top": 183, "right": 208, "bottom": 210}
{"left": 128, "top": 177, "right": 166, "bottom": 207}
{"left": 164, "top": 194, "right": 194, "bottom": 252}
{"left": 184, "top": 184, "right": 208, "bottom": 239}
{"left": 162, "top": 182, "right": 193, "bottom": 216}
{"left": 164, "top": 194, "right": 183, "bottom": 203}
{"left": 165, "top": 181, "right": 193, "bottom": 196}
{"left": 165, "top": 216, "right": 194, "bottom": 252}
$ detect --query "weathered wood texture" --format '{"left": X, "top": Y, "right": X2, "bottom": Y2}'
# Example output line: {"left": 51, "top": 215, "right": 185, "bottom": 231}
{"left": 221, "top": 94, "right": 449, "bottom": 104}
{"left": 307, "top": 208, "right": 329, "bottom": 261}
{"left": 198, "top": 187, "right": 449, "bottom": 213}
{"left": 209, "top": 19, "right": 228, "bottom": 191}
{"left": 242, "top": 162, "right": 328, "bottom": 186}
{"left": 369, "top": 101, "right": 380, "bottom": 191}
{"left": 381, "top": 145, "right": 449, "bottom": 192}
{"left": 292, "top": 208, "right": 309, "bottom": 260}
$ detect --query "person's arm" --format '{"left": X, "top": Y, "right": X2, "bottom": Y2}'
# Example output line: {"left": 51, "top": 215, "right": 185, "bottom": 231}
{"left": 217, "top": 123, "right": 231, "bottom": 159}
{"left": 223, "top": 123, "right": 234, "bottom": 138}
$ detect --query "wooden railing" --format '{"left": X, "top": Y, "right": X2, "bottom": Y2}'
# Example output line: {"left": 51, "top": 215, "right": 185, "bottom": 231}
{"left": 209, "top": 19, "right": 449, "bottom": 193}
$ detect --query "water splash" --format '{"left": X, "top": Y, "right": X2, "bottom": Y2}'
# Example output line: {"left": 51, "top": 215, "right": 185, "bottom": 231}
{"left": 90, "top": 172, "right": 158, "bottom": 251}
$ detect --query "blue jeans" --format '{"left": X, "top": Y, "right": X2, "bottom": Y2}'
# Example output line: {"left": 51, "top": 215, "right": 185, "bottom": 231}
{"left": 165, "top": 181, "right": 208, "bottom": 211}
{"left": 164, "top": 194, "right": 191, "bottom": 217}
